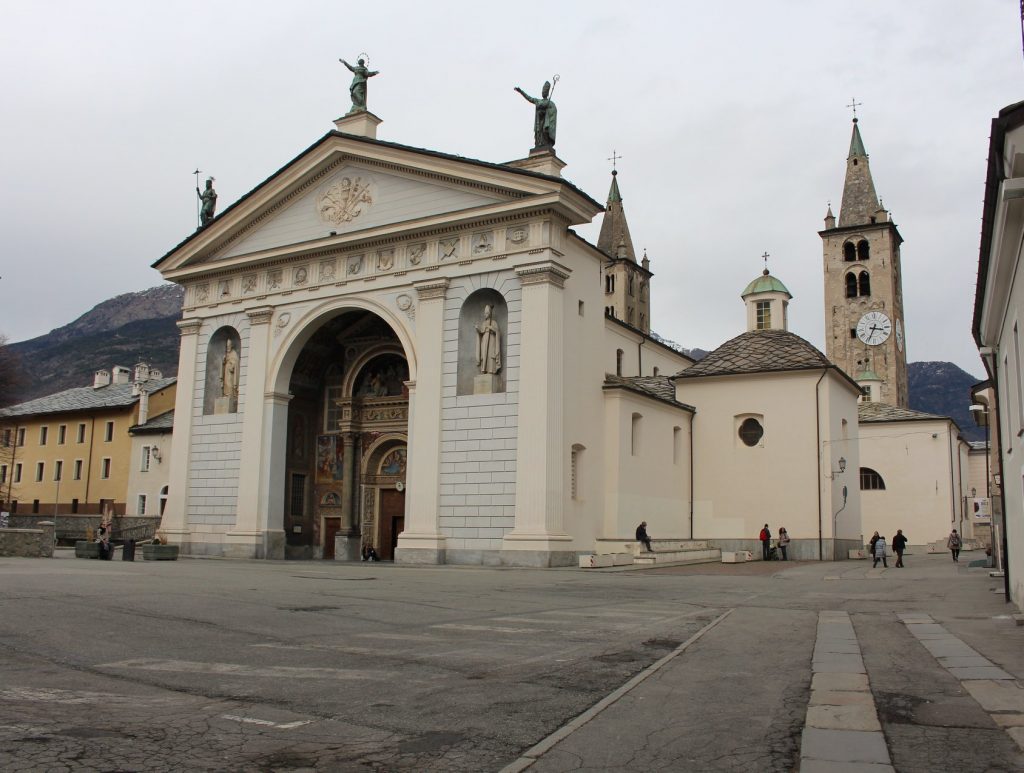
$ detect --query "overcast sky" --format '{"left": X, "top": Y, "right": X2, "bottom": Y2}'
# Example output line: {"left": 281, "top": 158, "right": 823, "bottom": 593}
{"left": 1, "top": 1, "right": 1020, "bottom": 376}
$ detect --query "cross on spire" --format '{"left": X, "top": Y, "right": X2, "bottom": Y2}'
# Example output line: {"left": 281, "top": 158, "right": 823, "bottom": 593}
{"left": 762, "top": 251, "right": 771, "bottom": 275}
{"left": 607, "top": 150, "right": 623, "bottom": 173}
{"left": 847, "top": 97, "right": 863, "bottom": 121}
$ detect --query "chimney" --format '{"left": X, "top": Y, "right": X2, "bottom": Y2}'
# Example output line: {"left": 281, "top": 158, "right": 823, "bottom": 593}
{"left": 134, "top": 362, "right": 151, "bottom": 383}
{"left": 93, "top": 369, "right": 111, "bottom": 389}
{"left": 112, "top": 366, "right": 131, "bottom": 385}
{"left": 137, "top": 388, "right": 150, "bottom": 425}
{"left": 149, "top": 368, "right": 163, "bottom": 380}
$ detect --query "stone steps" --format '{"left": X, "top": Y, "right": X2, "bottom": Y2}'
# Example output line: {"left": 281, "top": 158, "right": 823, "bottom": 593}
{"left": 632, "top": 547, "right": 722, "bottom": 566}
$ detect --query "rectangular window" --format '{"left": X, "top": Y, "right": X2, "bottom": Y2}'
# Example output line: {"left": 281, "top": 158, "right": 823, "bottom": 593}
{"left": 137, "top": 494, "right": 147, "bottom": 515}
{"left": 289, "top": 473, "right": 306, "bottom": 516}
{"left": 101, "top": 458, "right": 111, "bottom": 479}
{"left": 756, "top": 301, "right": 772, "bottom": 330}
{"left": 77, "top": 423, "right": 86, "bottom": 443}
{"left": 71, "top": 498, "right": 79, "bottom": 514}
{"left": 35, "top": 461, "right": 44, "bottom": 482}
{"left": 0, "top": 464, "right": 6, "bottom": 484}
{"left": 14, "top": 463, "right": 22, "bottom": 483}
{"left": 73, "top": 459, "right": 83, "bottom": 480}
{"left": 58, "top": 425, "right": 67, "bottom": 444}
{"left": 2, "top": 429, "right": 9, "bottom": 447}
{"left": 578, "top": 300, "right": 585, "bottom": 316}
{"left": 325, "top": 387, "right": 344, "bottom": 432}
{"left": 54, "top": 460, "right": 62, "bottom": 482}
{"left": 631, "top": 413, "right": 642, "bottom": 457}
{"left": 570, "top": 445, "right": 583, "bottom": 500}
{"left": 104, "top": 421, "right": 114, "bottom": 442}
{"left": 39, "top": 426, "right": 48, "bottom": 446}
{"left": 17, "top": 428, "right": 25, "bottom": 446}
{"left": 673, "top": 426, "right": 682, "bottom": 465}
{"left": 141, "top": 446, "right": 151, "bottom": 472}
{"left": 32, "top": 500, "right": 39, "bottom": 514}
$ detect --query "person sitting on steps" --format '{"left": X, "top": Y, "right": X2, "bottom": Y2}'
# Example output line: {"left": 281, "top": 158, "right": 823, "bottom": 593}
{"left": 635, "top": 521, "right": 653, "bottom": 552}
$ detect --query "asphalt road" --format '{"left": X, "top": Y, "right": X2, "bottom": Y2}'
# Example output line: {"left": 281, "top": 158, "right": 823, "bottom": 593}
{"left": 0, "top": 551, "right": 1022, "bottom": 771}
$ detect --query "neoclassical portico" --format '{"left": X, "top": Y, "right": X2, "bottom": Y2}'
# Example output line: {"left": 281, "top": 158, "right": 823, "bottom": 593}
{"left": 154, "top": 104, "right": 613, "bottom": 565}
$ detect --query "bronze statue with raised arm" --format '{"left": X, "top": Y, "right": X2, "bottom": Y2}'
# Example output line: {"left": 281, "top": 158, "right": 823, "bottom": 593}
{"left": 339, "top": 57, "right": 380, "bottom": 113}
{"left": 514, "top": 80, "right": 557, "bottom": 150}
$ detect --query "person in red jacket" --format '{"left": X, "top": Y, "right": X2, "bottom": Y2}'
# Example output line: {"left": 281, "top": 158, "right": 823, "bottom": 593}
{"left": 759, "top": 524, "right": 771, "bottom": 561}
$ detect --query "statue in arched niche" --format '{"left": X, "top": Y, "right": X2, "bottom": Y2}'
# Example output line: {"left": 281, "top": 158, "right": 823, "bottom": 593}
{"left": 475, "top": 304, "right": 502, "bottom": 375}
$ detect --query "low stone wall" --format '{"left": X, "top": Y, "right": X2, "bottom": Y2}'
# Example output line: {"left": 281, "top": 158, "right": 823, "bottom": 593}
{"left": 7, "top": 514, "right": 160, "bottom": 544}
{"left": 0, "top": 522, "right": 55, "bottom": 558}
{"left": 709, "top": 538, "right": 859, "bottom": 561}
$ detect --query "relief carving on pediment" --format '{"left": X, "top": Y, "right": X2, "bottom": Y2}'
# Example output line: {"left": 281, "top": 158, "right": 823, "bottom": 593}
{"left": 317, "top": 175, "right": 375, "bottom": 226}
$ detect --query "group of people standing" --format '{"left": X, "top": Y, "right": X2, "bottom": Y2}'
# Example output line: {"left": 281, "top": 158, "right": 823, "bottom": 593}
{"left": 758, "top": 525, "right": 791, "bottom": 561}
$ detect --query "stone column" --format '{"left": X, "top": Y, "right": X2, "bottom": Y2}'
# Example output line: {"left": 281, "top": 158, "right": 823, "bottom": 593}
{"left": 226, "top": 306, "right": 283, "bottom": 559}
{"left": 395, "top": 278, "right": 448, "bottom": 564}
{"left": 161, "top": 318, "right": 202, "bottom": 547}
{"left": 502, "top": 260, "right": 574, "bottom": 566}
{"left": 334, "top": 431, "right": 361, "bottom": 560}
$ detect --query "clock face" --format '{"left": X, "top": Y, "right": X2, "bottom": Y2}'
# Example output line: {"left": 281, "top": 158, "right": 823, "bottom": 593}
{"left": 895, "top": 319, "right": 904, "bottom": 352}
{"left": 856, "top": 311, "right": 892, "bottom": 346}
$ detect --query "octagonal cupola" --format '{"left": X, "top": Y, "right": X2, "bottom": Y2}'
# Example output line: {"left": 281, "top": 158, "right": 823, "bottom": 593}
{"left": 741, "top": 268, "right": 792, "bottom": 332}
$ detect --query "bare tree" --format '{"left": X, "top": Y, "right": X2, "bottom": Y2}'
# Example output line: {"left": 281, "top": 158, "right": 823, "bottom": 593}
{"left": 0, "top": 334, "right": 23, "bottom": 510}
{"left": 0, "top": 334, "right": 23, "bottom": 409}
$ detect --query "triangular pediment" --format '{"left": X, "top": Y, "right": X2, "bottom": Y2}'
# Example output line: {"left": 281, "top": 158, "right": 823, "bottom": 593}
{"left": 218, "top": 163, "right": 508, "bottom": 261}
{"left": 155, "top": 133, "right": 601, "bottom": 276}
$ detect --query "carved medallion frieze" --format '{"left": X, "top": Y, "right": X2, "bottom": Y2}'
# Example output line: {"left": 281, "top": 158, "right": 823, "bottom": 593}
{"left": 219, "top": 280, "right": 232, "bottom": 298}
{"left": 241, "top": 275, "right": 258, "bottom": 294}
{"left": 439, "top": 237, "right": 459, "bottom": 261}
{"left": 293, "top": 266, "right": 309, "bottom": 286}
{"left": 347, "top": 255, "right": 364, "bottom": 275}
{"left": 377, "top": 248, "right": 394, "bottom": 271}
{"left": 317, "top": 176, "right": 375, "bottom": 226}
{"left": 267, "top": 269, "right": 283, "bottom": 290}
{"left": 408, "top": 242, "right": 426, "bottom": 265}
{"left": 472, "top": 231, "right": 494, "bottom": 255}
{"left": 194, "top": 283, "right": 210, "bottom": 303}
{"left": 319, "top": 260, "right": 337, "bottom": 282}
{"left": 396, "top": 293, "right": 415, "bottom": 320}
{"left": 273, "top": 311, "right": 291, "bottom": 338}
{"left": 507, "top": 226, "right": 529, "bottom": 245}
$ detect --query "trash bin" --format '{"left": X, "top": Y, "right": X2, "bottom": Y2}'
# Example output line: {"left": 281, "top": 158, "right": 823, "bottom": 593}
{"left": 122, "top": 539, "right": 136, "bottom": 561}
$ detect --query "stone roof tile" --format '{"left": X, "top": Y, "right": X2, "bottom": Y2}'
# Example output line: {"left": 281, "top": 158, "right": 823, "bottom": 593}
{"left": 0, "top": 378, "right": 176, "bottom": 419}
{"left": 857, "top": 402, "right": 948, "bottom": 423}
{"left": 603, "top": 375, "right": 694, "bottom": 411}
{"left": 675, "top": 329, "right": 832, "bottom": 379}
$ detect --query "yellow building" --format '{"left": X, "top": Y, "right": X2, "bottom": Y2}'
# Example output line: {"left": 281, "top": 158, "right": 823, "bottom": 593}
{"left": 0, "top": 364, "right": 175, "bottom": 516}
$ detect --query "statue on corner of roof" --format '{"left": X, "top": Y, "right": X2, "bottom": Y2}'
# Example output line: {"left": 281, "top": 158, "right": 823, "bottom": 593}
{"left": 196, "top": 177, "right": 217, "bottom": 227}
{"left": 514, "top": 80, "right": 557, "bottom": 150}
{"left": 339, "top": 56, "right": 380, "bottom": 113}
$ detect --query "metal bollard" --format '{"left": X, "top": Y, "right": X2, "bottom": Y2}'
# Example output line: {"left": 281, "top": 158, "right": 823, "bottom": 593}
{"left": 122, "top": 539, "right": 136, "bottom": 561}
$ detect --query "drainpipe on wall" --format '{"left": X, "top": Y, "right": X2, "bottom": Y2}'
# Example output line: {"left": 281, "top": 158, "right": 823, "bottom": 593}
{"left": 981, "top": 347, "right": 1011, "bottom": 602}
{"left": 815, "top": 368, "right": 828, "bottom": 561}
{"left": 689, "top": 411, "right": 695, "bottom": 539}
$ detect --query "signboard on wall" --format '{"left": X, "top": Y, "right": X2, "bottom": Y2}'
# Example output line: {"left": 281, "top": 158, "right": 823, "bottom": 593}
{"left": 971, "top": 497, "right": 991, "bottom": 522}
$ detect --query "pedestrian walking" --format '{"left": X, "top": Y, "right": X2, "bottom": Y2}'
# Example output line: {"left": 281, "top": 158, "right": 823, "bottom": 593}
{"left": 777, "top": 527, "right": 791, "bottom": 561}
{"left": 869, "top": 530, "right": 880, "bottom": 558}
{"left": 947, "top": 529, "right": 962, "bottom": 563}
{"left": 892, "top": 529, "right": 907, "bottom": 568}
{"left": 635, "top": 521, "right": 653, "bottom": 552}
{"left": 872, "top": 533, "right": 888, "bottom": 568}
{"left": 759, "top": 524, "right": 771, "bottom": 561}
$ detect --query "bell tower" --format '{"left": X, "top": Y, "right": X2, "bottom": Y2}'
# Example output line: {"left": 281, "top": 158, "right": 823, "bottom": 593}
{"left": 820, "top": 116, "right": 908, "bottom": 407}
{"left": 598, "top": 168, "right": 652, "bottom": 333}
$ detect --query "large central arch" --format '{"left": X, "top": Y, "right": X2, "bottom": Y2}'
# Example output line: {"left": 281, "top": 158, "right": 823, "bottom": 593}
{"left": 266, "top": 299, "right": 415, "bottom": 559}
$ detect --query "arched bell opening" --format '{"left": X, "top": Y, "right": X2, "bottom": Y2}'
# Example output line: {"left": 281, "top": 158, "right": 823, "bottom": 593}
{"left": 280, "top": 309, "right": 410, "bottom": 560}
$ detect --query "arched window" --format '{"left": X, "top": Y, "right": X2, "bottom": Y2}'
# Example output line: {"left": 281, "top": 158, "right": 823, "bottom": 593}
{"left": 616, "top": 349, "right": 624, "bottom": 376}
{"left": 843, "top": 242, "right": 856, "bottom": 262}
{"left": 858, "top": 271, "right": 871, "bottom": 296}
{"left": 738, "top": 418, "right": 764, "bottom": 447}
{"left": 857, "top": 240, "right": 870, "bottom": 260}
{"left": 652, "top": 366, "right": 660, "bottom": 377}
{"left": 860, "top": 467, "right": 886, "bottom": 490}
{"left": 845, "top": 273, "right": 858, "bottom": 298}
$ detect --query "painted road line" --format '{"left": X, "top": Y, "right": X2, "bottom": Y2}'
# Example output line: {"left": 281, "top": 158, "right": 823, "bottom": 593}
{"left": 98, "top": 658, "right": 386, "bottom": 680}
{"left": 221, "top": 714, "right": 313, "bottom": 730}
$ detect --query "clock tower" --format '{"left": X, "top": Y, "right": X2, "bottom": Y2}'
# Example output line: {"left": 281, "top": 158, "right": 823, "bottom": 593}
{"left": 820, "top": 117, "right": 908, "bottom": 407}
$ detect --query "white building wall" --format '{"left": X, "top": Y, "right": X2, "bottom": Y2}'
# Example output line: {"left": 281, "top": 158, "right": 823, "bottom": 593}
{"left": 438, "top": 271, "right": 521, "bottom": 559}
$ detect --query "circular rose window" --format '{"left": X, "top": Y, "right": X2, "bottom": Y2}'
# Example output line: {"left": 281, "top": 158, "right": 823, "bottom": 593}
{"left": 739, "top": 418, "right": 764, "bottom": 447}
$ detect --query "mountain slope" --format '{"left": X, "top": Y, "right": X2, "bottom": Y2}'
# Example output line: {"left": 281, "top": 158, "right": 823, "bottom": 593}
{"left": 6, "top": 285, "right": 184, "bottom": 404}
{"left": 908, "top": 361, "right": 985, "bottom": 442}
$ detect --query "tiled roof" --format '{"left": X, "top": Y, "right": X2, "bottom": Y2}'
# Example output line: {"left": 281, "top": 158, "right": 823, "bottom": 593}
{"left": 603, "top": 375, "right": 695, "bottom": 411}
{"left": 0, "top": 378, "right": 176, "bottom": 419}
{"left": 130, "top": 410, "right": 175, "bottom": 434}
{"left": 858, "top": 402, "right": 948, "bottom": 423}
{"left": 675, "top": 329, "right": 833, "bottom": 379}
{"left": 741, "top": 271, "right": 791, "bottom": 298}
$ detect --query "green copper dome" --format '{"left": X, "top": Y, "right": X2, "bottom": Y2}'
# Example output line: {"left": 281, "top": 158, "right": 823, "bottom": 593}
{"left": 741, "top": 269, "right": 791, "bottom": 298}
{"left": 857, "top": 368, "right": 882, "bottom": 381}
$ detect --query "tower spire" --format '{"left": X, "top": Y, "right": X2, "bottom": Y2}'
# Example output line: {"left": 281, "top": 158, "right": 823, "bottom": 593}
{"left": 838, "top": 116, "right": 881, "bottom": 227}
{"left": 597, "top": 165, "right": 636, "bottom": 261}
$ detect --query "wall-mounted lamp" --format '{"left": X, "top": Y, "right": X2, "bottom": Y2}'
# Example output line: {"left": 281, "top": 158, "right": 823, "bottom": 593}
{"left": 828, "top": 456, "right": 847, "bottom": 479}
